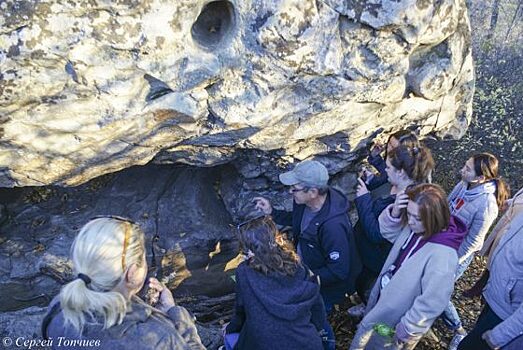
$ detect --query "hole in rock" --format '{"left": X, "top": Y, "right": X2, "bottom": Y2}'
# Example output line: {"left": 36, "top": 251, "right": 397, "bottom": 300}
{"left": 191, "top": 1, "right": 236, "bottom": 50}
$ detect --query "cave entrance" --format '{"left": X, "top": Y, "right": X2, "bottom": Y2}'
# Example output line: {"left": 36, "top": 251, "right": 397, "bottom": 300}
{"left": 191, "top": 1, "right": 236, "bottom": 50}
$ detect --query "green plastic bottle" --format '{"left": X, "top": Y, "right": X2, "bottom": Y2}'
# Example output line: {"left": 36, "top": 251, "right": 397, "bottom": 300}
{"left": 373, "top": 323, "right": 395, "bottom": 338}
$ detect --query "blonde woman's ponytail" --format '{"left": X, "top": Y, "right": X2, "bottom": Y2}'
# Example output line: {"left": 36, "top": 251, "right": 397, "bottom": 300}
{"left": 59, "top": 218, "right": 145, "bottom": 332}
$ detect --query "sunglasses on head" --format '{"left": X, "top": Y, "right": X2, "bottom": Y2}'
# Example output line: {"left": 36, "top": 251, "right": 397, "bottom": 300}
{"left": 236, "top": 214, "right": 269, "bottom": 234}
{"left": 90, "top": 215, "right": 138, "bottom": 272}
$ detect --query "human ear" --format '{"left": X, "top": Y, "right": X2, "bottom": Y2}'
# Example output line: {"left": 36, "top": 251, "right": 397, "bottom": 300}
{"left": 307, "top": 188, "right": 318, "bottom": 196}
{"left": 125, "top": 263, "right": 140, "bottom": 288}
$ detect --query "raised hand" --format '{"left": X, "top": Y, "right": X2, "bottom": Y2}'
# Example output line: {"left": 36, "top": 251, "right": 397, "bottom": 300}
{"left": 391, "top": 192, "right": 409, "bottom": 218}
{"left": 252, "top": 197, "right": 273, "bottom": 215}
{"left": 148, "top": 277, "right": 175, "bottom": 312}
{"left": 361, "top": 167, "right": 375, "bottom": 184}
{"left": 356, "top": 178, "right": 370, "bottom": 198}
{"left": 370, "top": 143, "right": 385, "bottom": 157}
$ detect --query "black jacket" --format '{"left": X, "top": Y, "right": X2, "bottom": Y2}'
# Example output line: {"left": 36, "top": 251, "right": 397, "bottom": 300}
{"left": 226, "top": 263, "right": 325, "bottom": 350}
{"left": 273, "top": 187, "right": 361, "bottom": 304}
{"left": 354, "top": 192, "right": 395, "bottom": 274}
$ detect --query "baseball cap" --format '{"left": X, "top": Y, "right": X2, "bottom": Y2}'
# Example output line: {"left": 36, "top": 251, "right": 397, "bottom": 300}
{"left": 279, "top": 160, "right": 329, "bottom": 187}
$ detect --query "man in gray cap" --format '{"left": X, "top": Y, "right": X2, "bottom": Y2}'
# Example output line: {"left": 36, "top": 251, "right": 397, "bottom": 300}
{"left": 254, "top": 159, "right": 361, "bottom": 314}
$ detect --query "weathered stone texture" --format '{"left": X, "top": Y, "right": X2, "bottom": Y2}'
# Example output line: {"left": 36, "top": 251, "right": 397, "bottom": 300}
{"left": 0, "top": 0, "right": 474, "bottom": 187}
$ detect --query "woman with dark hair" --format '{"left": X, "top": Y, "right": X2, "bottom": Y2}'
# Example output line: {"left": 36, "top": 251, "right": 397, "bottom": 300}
{"left": 350, "top": 184, "right": 467, "bottom": 350}
{"left": 444, "top": 153, "right": 511, "bottom": 350}
{"left": 364, "top": 130, "right": 421, "bottom": 191}
{"left": 224, "top": 216, "right": 327, "bottom": 350}
{"left": 349, "top": 144, "right": 435, "bottom": 316}
{"left": 42, "top": 217, "right": 204, "bottom": 350}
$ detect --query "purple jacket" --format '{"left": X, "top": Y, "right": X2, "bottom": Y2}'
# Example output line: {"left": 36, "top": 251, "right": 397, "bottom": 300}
{"left": 392, "top": 216, "right": 467, "bottom": 274}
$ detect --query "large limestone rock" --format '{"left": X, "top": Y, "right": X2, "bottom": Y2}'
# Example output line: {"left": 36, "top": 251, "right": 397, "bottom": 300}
{"left": 0, "top": 0, "right": 474, "bottom": 187}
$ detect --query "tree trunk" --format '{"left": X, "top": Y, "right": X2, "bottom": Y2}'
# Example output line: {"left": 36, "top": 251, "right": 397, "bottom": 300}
{"left": 487, "top": 0, "right": 501, "bottom": 41}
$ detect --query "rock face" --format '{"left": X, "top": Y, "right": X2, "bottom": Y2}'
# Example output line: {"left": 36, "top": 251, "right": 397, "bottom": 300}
{"left": 0, "top": 165, "right": 240, "bottom": 300}
{"left": 0, "top": 164, "right": 237, "bottom": 347}
{"left": 0, "top": 0, "right": 474, "bottom": 187}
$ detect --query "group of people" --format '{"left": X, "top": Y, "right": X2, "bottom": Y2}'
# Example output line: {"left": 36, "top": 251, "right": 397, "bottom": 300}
{"left": 42, "top": 130, "right": 523, "bottom": 350}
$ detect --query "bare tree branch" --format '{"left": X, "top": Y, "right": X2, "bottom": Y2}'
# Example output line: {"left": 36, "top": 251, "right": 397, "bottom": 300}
{"left": 487, "top": 0, "right": 501, "bottom": 41}
{"left": 504, "top": 0, "right": 523, "bottom": 42}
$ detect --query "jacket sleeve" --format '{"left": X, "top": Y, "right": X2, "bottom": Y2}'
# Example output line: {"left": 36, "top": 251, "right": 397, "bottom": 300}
{"left": 486, "top": 303, "right": 523, "bottom": 348}
{"left": 368, "top": 154, "right": 386, "bottom": 174}
{"left": 349, "top": 322, "right": 374, "bottom": 350}
{"left": 355, "top": 193, "right": 384, "bottom": 243}
{"left": 226, "top": 269, "right": 246, "bottom": 334}
{"left": 312, "top": 221, "right": 351, "bottom": 286}
{"left": 458, "top": 199, "right": 498, "bottom": 263}
{"left": 377, "top": 204, "right": 404, "bottom": 244}
{"left": 272, "top": 209, "right": 293, "bottom": 227}
{"left": 366, "top": 154, "right": 388, "bottom": 191}
{"left": 399, "top": 254, "right": 456, "bottom": 337}
{"left": 166, "top": 306, "right": 206, "bottom": 349}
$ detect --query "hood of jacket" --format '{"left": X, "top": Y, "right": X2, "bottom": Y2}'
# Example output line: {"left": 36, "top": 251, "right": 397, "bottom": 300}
{"left": 239, "top": 263, "right": 321, "bottom": 321}
{"left": 105, "top": 297, "right": 164, "bottom": 338}
{"left": 459, "top": 180, "right": 497, "bottom": 201}
{"left": 427, "top": 215, "right": 468, "bottom": 251}
{"left": 89, "top": 297, "right": 170, "bottom": 338}
{"left": 313, "top": 187, "right": 350, "bottom": 225}
{"left": 45, "top": 295, "right": 173, "bottom": 340}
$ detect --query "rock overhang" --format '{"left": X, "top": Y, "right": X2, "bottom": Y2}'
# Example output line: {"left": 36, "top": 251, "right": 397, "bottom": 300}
{"left": 0, "top": 0, "right": 474, "bottom": 187}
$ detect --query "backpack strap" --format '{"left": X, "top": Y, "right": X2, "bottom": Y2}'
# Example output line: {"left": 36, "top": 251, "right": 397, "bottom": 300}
{"left": 42, "top": 301, "right": 61, "bottom": 340}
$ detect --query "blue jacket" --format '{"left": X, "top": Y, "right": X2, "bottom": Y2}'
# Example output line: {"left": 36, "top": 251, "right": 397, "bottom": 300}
{"left": 273, "top": 187, "right": 361, "bottom": 304}
{"left": 226, "top": 263, "right": 325, "bottom": 350}
{"left": 366, "top": 154, "right": 388, "bottom": 191}
{"left": 354, "top": 193, "right": 395, "bottom": 274}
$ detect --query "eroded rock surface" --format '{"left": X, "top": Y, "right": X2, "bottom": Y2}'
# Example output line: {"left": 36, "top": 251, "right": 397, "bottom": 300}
{"left": 0, "top": 164, "right": 239, "bottom": 346}
{"left": 0, "top": 0, "right": 474, "bottom": 187}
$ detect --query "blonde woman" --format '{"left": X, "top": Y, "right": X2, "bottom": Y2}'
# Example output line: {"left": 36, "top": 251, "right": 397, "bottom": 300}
{"left": 42, "top": 217, "right": 204, "bottom": 350}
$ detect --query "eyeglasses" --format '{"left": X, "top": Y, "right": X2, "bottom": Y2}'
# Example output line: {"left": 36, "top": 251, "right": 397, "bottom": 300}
{"left": 289, "top": 185, "right": 310, "bottom": 194}
{"left": 91, "top": 215, "right": 137, "bottom": 272}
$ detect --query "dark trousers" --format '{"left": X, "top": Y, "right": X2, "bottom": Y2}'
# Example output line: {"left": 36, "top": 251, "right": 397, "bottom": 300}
{"left": 458, "top": 303, "right": 502, "bottom": 350}
{"left": 322, "top": 300, "right": 336, "bottom": 350}
{"left": 355, "top": 267, "right": 378, "bottom": 304}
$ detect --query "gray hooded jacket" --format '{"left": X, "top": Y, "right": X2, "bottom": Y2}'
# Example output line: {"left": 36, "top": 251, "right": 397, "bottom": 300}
{"left": 482, "top": 209, "right": 523, "bottom": 349}
{"left": 43, "top": 296, "right": 205, "bottom": 350}
{"left": 448, "top": 180, "right": 499, "bottom": 263}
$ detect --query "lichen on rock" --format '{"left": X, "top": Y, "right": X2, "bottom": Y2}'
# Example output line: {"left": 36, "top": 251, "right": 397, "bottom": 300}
{"left": 0, "top": 0, "right": 474, "bottom": 187}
